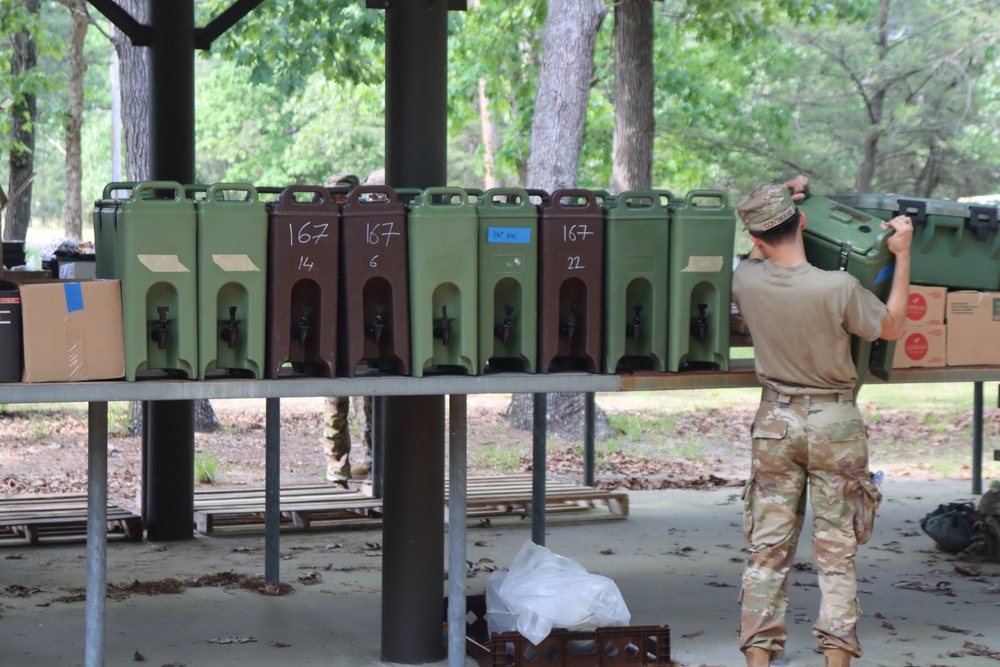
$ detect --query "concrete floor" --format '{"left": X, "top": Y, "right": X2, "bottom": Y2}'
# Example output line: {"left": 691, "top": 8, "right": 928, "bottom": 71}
{"left": 2, "top": 478, "right": 997, "bottom": 667}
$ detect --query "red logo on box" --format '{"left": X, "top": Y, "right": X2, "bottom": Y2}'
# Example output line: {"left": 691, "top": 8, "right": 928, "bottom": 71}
{"left": 907, "top": 294, "right": 927, "bottom": 321}
{"left": 904, "top": 332, "right": 929, "bottom": 360}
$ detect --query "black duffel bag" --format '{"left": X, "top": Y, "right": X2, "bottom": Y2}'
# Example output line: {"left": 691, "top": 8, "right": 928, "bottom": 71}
{"left": 920, "top": 501, "right": 979, "bottom": 553}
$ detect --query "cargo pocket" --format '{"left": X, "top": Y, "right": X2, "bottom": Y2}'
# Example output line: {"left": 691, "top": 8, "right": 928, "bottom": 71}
{"left": 853, "top": 474, "right": 883, "bottom": 545}
{"left": 740, "top": 477, "right": 756, "bottom": 542}
{"left": 827, "top": 419, "right": 865, "bottom": 443}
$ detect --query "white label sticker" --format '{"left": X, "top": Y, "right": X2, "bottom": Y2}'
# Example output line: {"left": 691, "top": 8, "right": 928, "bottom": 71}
{"left": 681, "top": 256, "right": 724, "bottom": 273}
{"left": 212, "top": 254, "right": 260, "bottom": 272}
{"left": 137, "top": 254, "right": 191, "bottom": 272}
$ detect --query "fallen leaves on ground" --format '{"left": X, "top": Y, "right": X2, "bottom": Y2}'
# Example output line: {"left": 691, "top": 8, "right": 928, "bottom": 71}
{"left": 963, "top": 641, "right": 1000, "bottom": 660}
{"left": 893, "top": 580, "right": 956, "bottom": 596}
{"left": 52, "top": 571, "right": 297, "bottom": 602}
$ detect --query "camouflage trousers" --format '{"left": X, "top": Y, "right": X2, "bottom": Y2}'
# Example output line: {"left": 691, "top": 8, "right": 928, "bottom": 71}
{"left": 323, "top": 396, "right": 373, "bottom": 482}
{"left": 739, "top": 397, "right": 882, "bottom": 659}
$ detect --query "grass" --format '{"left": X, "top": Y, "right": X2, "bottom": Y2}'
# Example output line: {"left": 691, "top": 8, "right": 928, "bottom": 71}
{"left": 194, "top": 450, "right": 222, "bottom": 485}
{"left": 109, "top": 402, "right": 131, "bottom": 436}
{"left": 468, "top": 441, "right": 526, "bottom": 472}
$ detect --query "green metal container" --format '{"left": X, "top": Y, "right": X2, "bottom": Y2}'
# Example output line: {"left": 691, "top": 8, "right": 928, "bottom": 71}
{"left": 117, "top": 181, "right": 198, "bottom": 380}
{"left": 477, "top": 187, "right": 538, "bottom": 373}
{"left": 93, "top": 182, "right": 136, "bottom": 280}
{"left": 667, "top": 190, "right": 735, "bottom": 372}
{"left": 407, "top": 187, "right": 479, "bottom": 377}
{"left": 799, "top": 194, "right": 897, "bottom": 385}
{"left": 829, "top": 193, "right": 1000, "bottom": 291}
{"left": 602, "top": 191, "right": 669, "bottom": 373}
{"left": 195, "top": 183, "right": 268, "bottom": 379}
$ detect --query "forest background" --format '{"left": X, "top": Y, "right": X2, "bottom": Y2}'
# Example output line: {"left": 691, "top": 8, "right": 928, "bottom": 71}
{"left": 3, "top": 0, "right": 1000, "bottom": 246}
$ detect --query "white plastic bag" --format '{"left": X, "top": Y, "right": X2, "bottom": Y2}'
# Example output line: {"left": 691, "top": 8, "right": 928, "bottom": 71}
{"left": 485, "top": 541, "right": 630, "bottom": 644}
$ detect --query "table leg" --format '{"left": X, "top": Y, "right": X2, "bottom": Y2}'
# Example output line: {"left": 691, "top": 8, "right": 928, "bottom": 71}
{"left": 532, "top": 393, "right": 547, "bottom": 546}
{"left": 973, "top": 382, "right": 983, "bottom": 495}
{"left": 265, "top": 397, "right": 281, "bottom": 583}
{"left": 584, "top": 392, "right": 596, "bottom": 487}
{"left": 85, "top": 401, "right": 109, "bottom": 667}
{"left": 447, "top": 394, "right": 468, "bottom": 667}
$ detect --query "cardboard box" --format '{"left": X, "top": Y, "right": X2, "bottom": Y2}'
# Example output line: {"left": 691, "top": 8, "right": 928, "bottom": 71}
{"left": 906, "top": 284, "right": 947, "bottom": 326}
{"left": 0, "top": 279, "right": 23, "bottom": 382}
{"left": 893, "top": 325, "right": 946, "bottom": 368}
{"left": 19, "top": 279, "right": 124, "bottom": 382}
{"left": 946, "top": 291, "right": 1000, "bottom": 366}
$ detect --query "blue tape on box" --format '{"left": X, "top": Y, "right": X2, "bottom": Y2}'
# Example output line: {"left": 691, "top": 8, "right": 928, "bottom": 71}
{"left": 63, "top": 282, "right": 84, "bottom": 313}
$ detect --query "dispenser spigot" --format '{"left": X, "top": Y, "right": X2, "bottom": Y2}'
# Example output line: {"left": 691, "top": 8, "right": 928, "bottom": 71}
{"left": 150, "top": 306, "right": 170, "bottom": 350}
{"left": 494, "top": 305, "right": 515, "bottom": 344}
{"left": 433, "top": 305, "right": 453, "bottom": 346}
{"left": 292, "top": 305, "right": 311, "bottom": 347}
{"left": 221, "top": 306, "right": 239, "bottom": 349}
{"left": 366, "top": 303, "right": 386, "bottom": 344}
{"left": 625, "top": 305, "right": 643, "bottom": 345}
{"left": 690, "top": 303, "right": 709, "bottom": 342}
{"left": 559, "top": 303, "right": 578, "bottom": 341}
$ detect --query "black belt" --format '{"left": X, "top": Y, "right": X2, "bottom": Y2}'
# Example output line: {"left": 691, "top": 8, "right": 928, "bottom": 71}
{"left": 761, "top": 386, "right": 854, "bottom": 406}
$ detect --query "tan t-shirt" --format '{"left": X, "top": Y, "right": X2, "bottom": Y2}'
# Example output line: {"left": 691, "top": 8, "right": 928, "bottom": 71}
{"left": 732, "top": 258, "right": 886, "bottom": 394}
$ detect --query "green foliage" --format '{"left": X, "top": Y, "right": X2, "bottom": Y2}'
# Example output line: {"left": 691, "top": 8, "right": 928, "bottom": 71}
{"left": 195, "top": 57, "right": 384, "bottom": 186}
{"left": 448, "top": 0, "right": 546, "bottom": 185}
{"left": 108, "top": 402, "right": 130, "bottom": 436}
{"left": 7, "top": 0, "right": 1000, "bottom": 241}
{"left": 755, "top": 0, "right": 1000, "bottom": 196}
{"left": 0, "top": 0, "right": 65, "bottom": 154}
{"left": 666, "top": 0, "right": 827, "bottom": 46}
{"left": 201, "top": 0, "right": 385, "bottom": 96}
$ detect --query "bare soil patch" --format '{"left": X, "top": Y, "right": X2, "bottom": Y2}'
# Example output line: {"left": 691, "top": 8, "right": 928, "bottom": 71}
{"left": 2, "top": 395, "right": 998, "bottom": 511}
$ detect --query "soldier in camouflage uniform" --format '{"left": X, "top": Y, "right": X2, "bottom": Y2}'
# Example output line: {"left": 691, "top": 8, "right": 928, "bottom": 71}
{"left": 323, "top": 172, "right": 378, "bottom": 487}
{"left": 732, "top": 176, "right": 914, "bottom": 667}
{"left": 323, "top": 395, "right": 372, "bottom": 487}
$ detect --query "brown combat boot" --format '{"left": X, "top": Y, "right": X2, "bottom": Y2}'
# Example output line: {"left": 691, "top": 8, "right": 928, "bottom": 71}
{"left": 824, "top": 648, "right": 852, "bottom": 667}
{"left": 745, "top": 646, "right": 772, "bottom": 667}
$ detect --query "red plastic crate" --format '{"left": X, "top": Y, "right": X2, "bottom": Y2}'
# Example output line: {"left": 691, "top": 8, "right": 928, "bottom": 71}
{"left": 471, "top": 625, "right": 671, "bottom": 667}
{"left": 451, "top": 594, "right": 671, "bottom": 667}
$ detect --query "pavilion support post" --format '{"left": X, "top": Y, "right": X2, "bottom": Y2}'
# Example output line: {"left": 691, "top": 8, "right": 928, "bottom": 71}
{"left": 143, "top": 0, "right": 196, "bottom": 541}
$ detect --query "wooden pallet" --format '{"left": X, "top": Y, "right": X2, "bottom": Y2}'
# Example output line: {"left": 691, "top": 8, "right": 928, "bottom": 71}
{"left": 192, "top": 475, "right": 628, "bottom": 535}
{"left": 446, "top": 474, "right": 629, "bottom": 522}
{"left": 193, "top": 485, "right": 382, "bottom": 535}
{"left": 0, "top": 493, "right": 143, "bottom": 545}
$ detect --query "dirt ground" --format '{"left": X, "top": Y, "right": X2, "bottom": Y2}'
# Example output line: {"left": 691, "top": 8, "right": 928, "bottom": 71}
{"left": 2, "top": 394, "right": 999, "bottom": 512}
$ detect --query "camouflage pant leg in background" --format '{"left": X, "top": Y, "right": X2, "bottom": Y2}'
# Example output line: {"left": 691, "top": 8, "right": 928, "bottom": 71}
{"left": 323, "top": 395, "right": 352, "bottom": 481}
{"left": 739, "top": 399, "right": 881, "bottom": 659}
{"left": 351, "top": 395, "right": 373, "bottom": 471}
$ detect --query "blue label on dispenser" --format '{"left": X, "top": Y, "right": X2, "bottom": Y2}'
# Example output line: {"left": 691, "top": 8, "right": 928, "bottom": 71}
{"left": 63, "top": 283, "right": 84, "bottom": 313}
{"left": 487, "top": 227, "right": 532, "bottom": 244}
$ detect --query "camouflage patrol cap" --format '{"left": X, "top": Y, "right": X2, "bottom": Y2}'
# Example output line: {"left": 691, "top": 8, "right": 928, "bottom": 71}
{"left": 325, "top": 173, "right": 360, "bottom": 188}
{"left": 736, "top": 182, "right": 797, "bottom": 233}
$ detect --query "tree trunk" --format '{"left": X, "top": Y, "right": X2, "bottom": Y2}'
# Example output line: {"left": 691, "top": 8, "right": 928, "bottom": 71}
{"left": 111, "top": 0, "right": 150, "bottom": 183}
{"left": 508, "top": 0, "right": 610, "bottom": 441}
{"left": 63, "top": 0, "right": 89, "bottom": 240}
{"left": 4, "top": 0, "right": 40, "bottom": 243}
{"left": 610, "top": 0, "right": 654, "bottom": 194}
{"left": 470, "top": 0, "right": 498, "bottom": 189}
{"left": 525, "top": 0, "right": 607, "bottom": 192}
{"left": 506, "top": 393, "right": 615, "bottom": 443}
{"left": 111, "top": 3, "right": 217, "bottom": 432}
